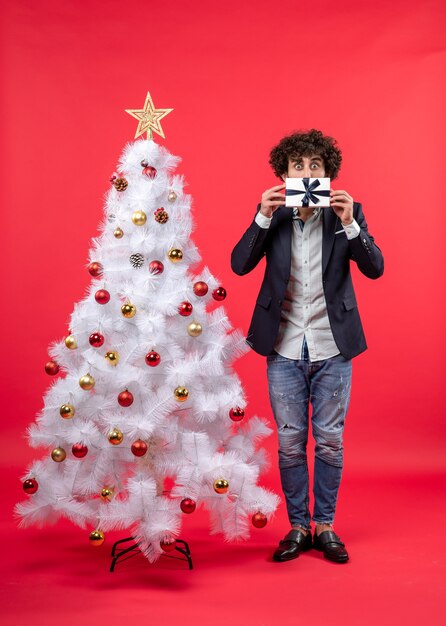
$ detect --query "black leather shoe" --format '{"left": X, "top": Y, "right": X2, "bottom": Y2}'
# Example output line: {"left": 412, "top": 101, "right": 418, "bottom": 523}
{"left": 272, "top": 529, "right": 312, "bottom": 562}
{"left": 313, "top": 530, "right": 349, "bottom": 563}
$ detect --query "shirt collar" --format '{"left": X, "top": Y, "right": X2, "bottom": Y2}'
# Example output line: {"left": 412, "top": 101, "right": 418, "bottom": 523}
{"left": 292, "top": 206, "right": 322, "bottom": 220}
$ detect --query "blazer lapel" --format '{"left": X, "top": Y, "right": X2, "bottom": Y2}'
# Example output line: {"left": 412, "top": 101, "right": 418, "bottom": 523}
{"left": 322, "top": 208, "right": 339, "bottom": 275}
{"left": 278, "top": 206, "right": 293, "bottom": 272}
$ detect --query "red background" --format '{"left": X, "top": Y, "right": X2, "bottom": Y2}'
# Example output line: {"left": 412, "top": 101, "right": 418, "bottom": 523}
{"left": 1, "top": 0, "right": 445, "bottom": 624}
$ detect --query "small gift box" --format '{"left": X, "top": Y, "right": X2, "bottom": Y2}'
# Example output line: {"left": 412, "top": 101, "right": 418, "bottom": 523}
{"left": 285, "top": 177, "right": 331, "bottom": 208}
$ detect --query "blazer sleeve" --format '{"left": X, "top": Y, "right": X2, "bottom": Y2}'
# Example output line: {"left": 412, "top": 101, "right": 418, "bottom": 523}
{"left": 348, "top": 203, "right": 384, "bottom": 279}
{"left": 230, "top": 204, "right": 272, "bottom": 276}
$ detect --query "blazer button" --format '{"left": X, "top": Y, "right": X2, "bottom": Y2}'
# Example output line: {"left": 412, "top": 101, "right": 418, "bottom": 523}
{"left": 277, "top": 299, "right": 282, "bottom": 306}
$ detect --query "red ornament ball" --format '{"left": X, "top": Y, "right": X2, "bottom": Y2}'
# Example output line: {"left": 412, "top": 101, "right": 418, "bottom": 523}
{"left": 143, "top": 166, "right": 157, "bottom": 179}
{"left": 131, "top": 440, "right": 148, "bottom": 457}
{"left": 229, "top": 407, "right": 245, "bottom": 421}
{"left": 160, "top": 537, "right": 177, "bottom": 552}
{"left": 89, "top": 332, "right": 104, "bottom": 348}
{"left": 193, "top": 281, "right": 208, "bottom": 297}
{"left": 72, "top": 443, "right": 88, "bottom": 458}
{"left": 149, "top": 260, "right": 164, "bottom": 275}
{"left": 180, "top": 498, "right": 196, "bottom": 514}
{"left": 118, "top": 390, "right": 134, "bottom": 407}
{"left": 178, "top": 301, "right": 193, "bottom": 317}
{"left": 95, "top": 289, "right": 110, "bottom": 305}
{"left": 45, "top": 360, "right": 60, "bottom": 376}
{"left": 88, "top": 262, "right": 103, "bottom": 278}
{"left": 212, "top": 287, "right": 227, "bottom": 301}
{"left": 145, "top": 350, "right": 161, "bottom": 367}
{"left": 252, "top": 512, "right": 268, "bottom": 528}
{"left": 23, "top": 478, "right": 38, "bottom": 494}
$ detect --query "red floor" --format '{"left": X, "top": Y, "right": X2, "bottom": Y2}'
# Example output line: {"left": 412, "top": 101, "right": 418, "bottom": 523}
{"left": 3, "top": 465, "right": 445, "bottom": 626}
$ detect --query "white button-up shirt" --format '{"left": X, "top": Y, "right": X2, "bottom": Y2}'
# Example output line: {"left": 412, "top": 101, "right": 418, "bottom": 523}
{"left": 255, "top": 207, "right": 360, "bottom": 362}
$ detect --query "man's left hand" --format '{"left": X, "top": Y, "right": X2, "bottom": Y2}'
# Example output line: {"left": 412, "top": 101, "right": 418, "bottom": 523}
{"left": 330, "top": 189, "right": 354, "bottom": 225}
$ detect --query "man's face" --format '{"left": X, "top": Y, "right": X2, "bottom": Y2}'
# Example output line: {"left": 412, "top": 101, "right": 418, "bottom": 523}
{"left": 283, "top": 154, "right": 326, "bottom": 179}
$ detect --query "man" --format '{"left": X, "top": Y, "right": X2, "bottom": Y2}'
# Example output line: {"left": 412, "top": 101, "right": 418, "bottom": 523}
{"left": 231, "top": 129, "right": 384, "bottom": 563}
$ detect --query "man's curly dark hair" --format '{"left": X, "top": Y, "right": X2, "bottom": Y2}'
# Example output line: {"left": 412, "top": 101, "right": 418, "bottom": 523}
{"left": 269, "top": 129, "right": 342, "bottom": 180}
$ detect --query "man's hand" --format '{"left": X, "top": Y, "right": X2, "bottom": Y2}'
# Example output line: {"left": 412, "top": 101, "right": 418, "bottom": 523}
{"left": 260, "top": 184, "right": 286, "bottom": 218}
{"left": 330, "top": 189, "right": 354, "bottom": 225}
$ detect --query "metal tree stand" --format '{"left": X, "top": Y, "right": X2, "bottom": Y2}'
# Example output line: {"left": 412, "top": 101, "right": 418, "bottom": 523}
{"left": 110, "top": 536, "right": 193, "bottom": 572}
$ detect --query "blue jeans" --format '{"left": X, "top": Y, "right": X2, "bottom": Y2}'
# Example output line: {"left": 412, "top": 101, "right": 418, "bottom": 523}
{"left": 266, "top": 349, "right": 352, "bottom": 530}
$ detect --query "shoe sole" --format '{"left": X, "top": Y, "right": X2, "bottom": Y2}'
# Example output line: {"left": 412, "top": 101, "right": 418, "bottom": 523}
{"left": 272, "top": 545, "right": 313, "bottom": 562}
{"left": 313, "top": 545, "right": 349, "bottom": 563}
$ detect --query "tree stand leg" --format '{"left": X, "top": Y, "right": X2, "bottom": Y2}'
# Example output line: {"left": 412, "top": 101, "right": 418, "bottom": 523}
{"left": 110, "top": 536, "right": 193, "bottom": 572}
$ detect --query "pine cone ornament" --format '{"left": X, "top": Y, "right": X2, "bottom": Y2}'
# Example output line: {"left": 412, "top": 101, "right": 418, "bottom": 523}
{"left": 154, "top": 208, "right": 169, "bottom": 224}
{"left": 129, "top": 253, "right": 145, "bottom": 268}
{"left": 113, "top": 177, "right": 128, "bottom": 192}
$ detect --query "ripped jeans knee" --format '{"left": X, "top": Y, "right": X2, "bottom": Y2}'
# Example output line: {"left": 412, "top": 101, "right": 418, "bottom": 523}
{"left": 313, "top": 425, "right": 344, "bottom": 468}
{"left": 277, "top": 425, "right": 308, "bottom": 469}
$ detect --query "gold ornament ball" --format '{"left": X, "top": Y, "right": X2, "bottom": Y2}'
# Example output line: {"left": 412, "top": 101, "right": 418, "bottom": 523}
{"left": 114, "top": 227, "right": 124, "bottom": 239}
{"left": 187, "top": 321, "right": 202, "bottom": 337}
{"left": 100, "top": 486, "right": 114, "bottom": 501}
{"left": 60, "top": 403, "right": 75, "bottom": 419}
{"left": 79, "top": 374, "right": 95, "bottom": 390}
{"left": 132, "top": 210, "right": 147, "bottom": 226}
{"left": 108, "top": 428, "right": 124, "bottom": 445}
{"left": 121, "top": 303, "right": 136, "bottom": 318}
{"left": 105, "top": 351, "right": 119, "bottom": 366}
{"left": 51, "top": 447, "right": 67, "bottom": 462}
{"left": 167, "top": 190, "right": 177, "bottom": 202}
{"left": 65, "top": 335, "right": 77, "bottom": 349}
{"left": 174, "top": 386, "right": 189, "bottom": 402}
{"left": 89, "top": 530, "right": 105, "bottom": 546}
{"left": 213, "top": 478, "right": 229, "bottom": 494}
{"left": 168, "top": 248, "right": 183, "bottom": 263}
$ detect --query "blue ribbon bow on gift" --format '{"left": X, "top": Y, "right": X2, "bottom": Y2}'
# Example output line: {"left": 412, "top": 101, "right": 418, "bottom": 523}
{"left": 285, "top": 178, "right": 330, "bottom": 208}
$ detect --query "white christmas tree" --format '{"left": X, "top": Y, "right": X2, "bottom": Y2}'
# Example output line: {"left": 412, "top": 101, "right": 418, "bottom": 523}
{"left": 16, "top": 92, "right": 279, "bottom": 563}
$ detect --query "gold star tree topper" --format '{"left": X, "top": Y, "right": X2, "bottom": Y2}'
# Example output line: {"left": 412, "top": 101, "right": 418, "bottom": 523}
{"left": 125, "top": 91, "right": 173, "bottom": 140}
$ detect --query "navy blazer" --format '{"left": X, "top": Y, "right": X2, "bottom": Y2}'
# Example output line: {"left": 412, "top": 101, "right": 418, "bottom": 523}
{"left": 231, "top": 203, "right": 384, "bottom": 359}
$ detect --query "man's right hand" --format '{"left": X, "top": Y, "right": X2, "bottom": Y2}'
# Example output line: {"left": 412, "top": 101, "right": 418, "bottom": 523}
{"left": 260, "top": 184, "right": 286, "bottom": 218}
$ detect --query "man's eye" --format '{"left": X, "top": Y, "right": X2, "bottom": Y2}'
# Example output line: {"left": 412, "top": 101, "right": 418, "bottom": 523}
{"left": 294, "top": 163, "right": 302, "bottom": 169}
{"left": 311, "top": 163, "right": 319, "bottom": 169}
